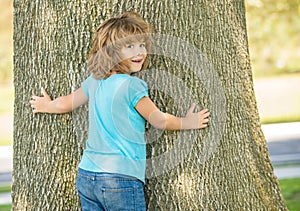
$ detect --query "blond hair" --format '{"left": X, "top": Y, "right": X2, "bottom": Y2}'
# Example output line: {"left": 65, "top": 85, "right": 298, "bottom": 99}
{"left": 88, "top": 12, "right": 152, "bottom": 79}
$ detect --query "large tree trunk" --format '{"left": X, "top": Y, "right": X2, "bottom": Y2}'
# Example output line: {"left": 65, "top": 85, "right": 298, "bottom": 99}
{"left": 13, "top": 0, "right": 287, "bottom": 210}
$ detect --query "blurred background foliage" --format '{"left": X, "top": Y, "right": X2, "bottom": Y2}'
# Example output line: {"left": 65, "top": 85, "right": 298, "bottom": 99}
{"left": 0, "top": 0, "right": 13, "bottom": 82}
{"left": 0, "top": 0, "right": 300, "bottom": 82}
{"left": 1, "top": 0, "right": 300, "bottom": 126}
{"left": 246, "top": 0, "right": 300, "bottom": 78}
{"left": 1, "top": 2, "right": 299, "bottom": 209}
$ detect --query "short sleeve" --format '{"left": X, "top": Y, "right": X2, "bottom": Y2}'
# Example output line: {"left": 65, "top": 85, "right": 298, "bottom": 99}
{"left": 128, "top": 77, "right": 149, "bottom": 107}
{"left": 81, "top": 75, "right": 95, "bottom": 98}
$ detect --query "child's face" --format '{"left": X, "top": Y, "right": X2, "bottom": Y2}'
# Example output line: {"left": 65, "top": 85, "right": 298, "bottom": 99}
{"left": 121, "top": 41, "right": 147, "bottom": 73}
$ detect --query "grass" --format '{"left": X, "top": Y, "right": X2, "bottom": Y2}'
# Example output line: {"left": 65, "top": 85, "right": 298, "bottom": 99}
{"left": 0, "top": 205, "right": 11, "bottom": 211}
{"left": 0, "top": 185, "right": 11, "bottom": 211}
{"left": 0, "top": 178, "right": 299, "bottom": 210}
{"left": 261, "top": 115, "right": 300, "bottom": 125}
{"left": 0, "top": 186, "right": 11, "bottom": 194}
{"left": 279, "top": 178, "right": 300, "bottom": 211}
{"left": 0, "top": 140, "right": 12, "bottom": 147}
{"left": 1, "top": 73, "right": 300, "bottom": 146}
{"left": 1, "top": 0, "right": 300, "bottom": 147}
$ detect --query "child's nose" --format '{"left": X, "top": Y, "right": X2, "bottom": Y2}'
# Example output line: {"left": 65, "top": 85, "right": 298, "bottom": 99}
{"left": 136, "top": 46, "right": 146, "bottom": 55}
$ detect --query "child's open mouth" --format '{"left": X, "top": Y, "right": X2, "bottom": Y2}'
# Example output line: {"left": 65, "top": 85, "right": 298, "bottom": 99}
{"left": 131, "top": 58, "right": 144, "bottom": 64}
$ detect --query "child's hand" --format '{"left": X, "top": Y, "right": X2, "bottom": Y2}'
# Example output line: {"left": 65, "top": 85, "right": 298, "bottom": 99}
{"left": 30, "top": 88, "right": 52, "bottom": 113}
{"left": 183, "top": 103, "right": 210, "bottom": 129}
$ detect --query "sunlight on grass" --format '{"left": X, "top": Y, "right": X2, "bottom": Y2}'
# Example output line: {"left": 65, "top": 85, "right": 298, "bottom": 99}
{"left": 0, "top": 139, "right": 12, "bottom": 147}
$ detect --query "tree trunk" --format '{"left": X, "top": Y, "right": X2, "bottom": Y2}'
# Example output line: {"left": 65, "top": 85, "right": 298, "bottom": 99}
{"left": 13, "top": 0, "right": 287, "bottom": 210}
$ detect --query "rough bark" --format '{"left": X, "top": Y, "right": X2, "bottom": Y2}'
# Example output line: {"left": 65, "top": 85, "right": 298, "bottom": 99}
{"left": 13, "top": 0, "right": 287, "bottom": 210}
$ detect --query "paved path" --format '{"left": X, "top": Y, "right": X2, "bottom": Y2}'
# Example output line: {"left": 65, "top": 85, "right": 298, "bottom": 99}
{"left": 2, "top": 123, "right": 299, "bottom": 179}
{"left": 0, "top": 192, "right": 11, "bottom": 205}
{"left": 263, "top": 122, "right": 300, "bottom": 165}
{"left": 254, "top": 75, "right": 300, "bottom": 119}
{"left": 0, "top": 122, "right": 300, "bottom": 205}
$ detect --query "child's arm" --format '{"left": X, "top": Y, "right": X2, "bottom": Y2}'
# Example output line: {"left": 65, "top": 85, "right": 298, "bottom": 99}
{"left": 135, "top": 97, "right": 209, "bottom": 130}
{"left": 30, "top": 87, "right": 88, "bottom": 114}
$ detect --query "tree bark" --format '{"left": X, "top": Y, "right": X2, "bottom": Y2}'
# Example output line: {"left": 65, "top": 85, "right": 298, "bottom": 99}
{"left": 13, "top": 0, "right": 287, "bottom": 210}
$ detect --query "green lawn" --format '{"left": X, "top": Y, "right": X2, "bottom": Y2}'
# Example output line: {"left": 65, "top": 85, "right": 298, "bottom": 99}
{"left": 0, "top": 204, "right": 11, "bottom": 211}
{"left": 0, "top": 186, "right": 10, "bottom": 193}
{"left": 0, "top": 185, "right": 11, "bottom": 211}
{"left": 279, "top": 177, "right": 300, "bottom": 211}
{"left": 1, "top": 74, "right": 300, "bottom": 147}
{"left": 0, "top": 178, "right": 299, "bottom": 210}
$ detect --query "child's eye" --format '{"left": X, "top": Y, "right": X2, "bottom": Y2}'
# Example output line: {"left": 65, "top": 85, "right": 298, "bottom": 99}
{"left": 127, "top": 44, "right": 134, "bottom": 48}
{"left": 140, "top": 43, "right": 146, "bottom": 48}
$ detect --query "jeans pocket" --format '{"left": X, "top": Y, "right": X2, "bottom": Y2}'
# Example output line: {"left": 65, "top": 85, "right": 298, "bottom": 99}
{"left": 102, "top": 187, "right": 135, "bottom": 211}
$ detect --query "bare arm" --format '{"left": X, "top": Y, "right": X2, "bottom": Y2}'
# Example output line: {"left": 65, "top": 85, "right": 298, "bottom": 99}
{"left": 135, "top": 97, "right": 209, "bottom": 130}
{"left": 30, "top": 87, "right": 88, "bottom": 114}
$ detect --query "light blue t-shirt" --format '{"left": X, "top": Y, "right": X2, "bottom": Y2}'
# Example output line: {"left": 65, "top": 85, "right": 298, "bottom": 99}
{"left": 78, "top": 74, "right": 148, "bottom": 183}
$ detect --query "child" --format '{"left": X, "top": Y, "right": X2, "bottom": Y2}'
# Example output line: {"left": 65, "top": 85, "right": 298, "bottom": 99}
{"left": 30, "top": 11, "right": 209, "bottom": 211}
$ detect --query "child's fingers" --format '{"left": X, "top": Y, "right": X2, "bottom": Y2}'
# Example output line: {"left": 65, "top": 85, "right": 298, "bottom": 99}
{"left": 30, "top": 101, "right": 42, "bottom": 113}
{"left": 41, "top": 88, "right": 48, "bottom": 97}
{"left": 199, "top": 108, "right": 209, "bottom": 114}
{"left": 200, "top": 123, "right": 208, "bottom": 129}
{"left": 202, "top": 118, "right": 209, "bottom": 123}
{"left": 186, "top": 103, "right": 196, "bottom": 115}
{"left": 30, "top": 90, "right": 46, "bottom": 114}
{"left": 31, "top": 95, "right": 41, "bottom": 101}
{"left": 29, "top": 100, "right": 35, "bottom": 105}
{"left": 202, "top": 111, "right": 210, "bottom": 118}
{"left": 199, "top": 109, "right": 209, "bottom": 128}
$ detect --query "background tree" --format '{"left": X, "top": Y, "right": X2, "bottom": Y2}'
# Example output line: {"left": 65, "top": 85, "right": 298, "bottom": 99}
{"left": 13, "top": 0, "right": 287, "bottom": 210}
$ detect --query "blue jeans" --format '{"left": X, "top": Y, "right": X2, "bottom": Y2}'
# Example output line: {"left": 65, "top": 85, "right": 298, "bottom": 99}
{"left": 76, "top": 168, "right": 146, "bottom": 211}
